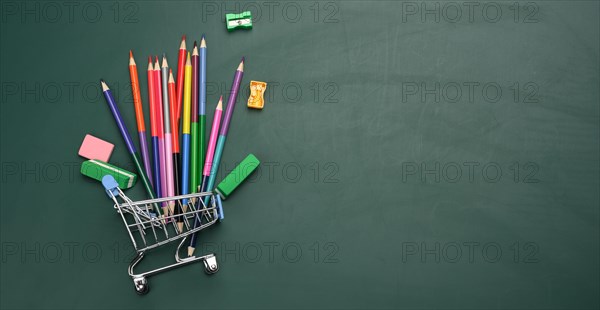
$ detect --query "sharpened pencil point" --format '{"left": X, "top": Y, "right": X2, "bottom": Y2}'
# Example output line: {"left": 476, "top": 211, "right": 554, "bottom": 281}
{"left": 241, "top": 57, "right": 245, "bottom": 63}
{"left": 237, "top": 58, "right": 245, "bottom": 71}
{"left": 193, "top": 41, "right": 197, "bottom": 48}
{"left": 187, "top": 247, "right": 195, "bottom": 257}
{"left": 129, "top": 51, "right": 136, "bottom": 65}
{"left": 162, "top": 55, "right": 168, "bottom": 68}
{"left": 148, "top": 56, "right": 152, "bottom": 63}
{"left": 154, "top": 56, "right": 160, "bottom": 70}
{"left": 100, "top": 80, "right": 109, "bottom": 91}
{"left": 200, "top": 36, "right": 206, "bottom": 48}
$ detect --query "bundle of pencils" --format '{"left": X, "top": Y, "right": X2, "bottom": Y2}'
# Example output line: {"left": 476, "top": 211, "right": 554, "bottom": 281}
{"left": 100, "top": 35, "right": 245, "bottom": 245}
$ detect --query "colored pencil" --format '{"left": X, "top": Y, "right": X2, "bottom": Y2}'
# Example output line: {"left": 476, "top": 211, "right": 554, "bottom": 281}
{"left": 168, "top": 70, "right": 184, "bottom": 232}
{"left": 180, "top": 53, "right": 193, "bottom": 207}
{"left": 128, "top": 51, "right": 153, "bottom": 187}
{"left": 187, "top": 96, "right": 223, "bottom": 256}
{"left": 188, "top": 58, "right": 244, "bottom": 256}
{"left": 190, "top": 43, "right": 200, "bottom": 196}
{"left": 154, "top": 57, "right": 169, "bottom": 217}
{"left": 175, "top": 36, "right": 186, "bottom": 124}
{"left": 100, "top": 80, "right": 160, "bottom": 215}
{"left": 161, "top": 56, "right": 175, "bottom": 217}
{"left": 147, "top": 57, "right": 161, "bottom": 198}
{"left": 198, "top": 36, "right": 207, "bottom": 192}
{"left": 171, "top": 40, "right": 185, "bottom": 227}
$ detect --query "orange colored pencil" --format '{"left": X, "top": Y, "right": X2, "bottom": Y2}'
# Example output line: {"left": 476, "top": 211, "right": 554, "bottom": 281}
{"left": 128, "top": 51, "right": 152, "bottom": 185}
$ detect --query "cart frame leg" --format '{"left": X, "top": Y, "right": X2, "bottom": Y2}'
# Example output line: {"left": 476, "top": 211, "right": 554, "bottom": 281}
{"left": 127, "top": 238, "right": 218, "bottom": 295}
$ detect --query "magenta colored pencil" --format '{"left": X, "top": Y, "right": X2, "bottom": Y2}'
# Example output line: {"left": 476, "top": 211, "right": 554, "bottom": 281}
{"left": 154, "top": 58, "right": 169, "bottom": 217}
{"left": 187, "top": 96, "right": 223, "bottom": 256}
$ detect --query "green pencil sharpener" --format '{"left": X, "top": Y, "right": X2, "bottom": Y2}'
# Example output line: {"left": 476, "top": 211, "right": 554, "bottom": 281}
{"left": 226, "top": 11, "right": 253, "bottom": 31}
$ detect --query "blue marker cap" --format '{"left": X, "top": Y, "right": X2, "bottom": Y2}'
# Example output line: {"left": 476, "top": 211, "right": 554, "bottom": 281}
{"left": 102, "top": 175, "right": 120, "bottom": 198}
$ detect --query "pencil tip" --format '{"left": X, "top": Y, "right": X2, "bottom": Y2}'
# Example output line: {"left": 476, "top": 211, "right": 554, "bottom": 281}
{"left": 193, "top": 41, "right": 197, "bottom": 47}
{"left": 129, "top": 51, "right": 136, "bottom": 65}
{"left": 148, "top": 56, "right": 152, "bottom": 63}
{"left": 237, "top": 58, "right": 245, "bottom": 71}
{"left": 182, "top": 35, "right": 186, "bottom": 41}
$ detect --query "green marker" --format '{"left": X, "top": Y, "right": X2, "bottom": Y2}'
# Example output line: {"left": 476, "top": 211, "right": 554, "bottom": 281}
{"left": 81, "top": 160, "right": 137, "bottom": 189}
{"left": 216, "top": 154, "right": 260, "bottom": 200}
{"left": 226, "top": 11, "right": 252, "bottom": 31}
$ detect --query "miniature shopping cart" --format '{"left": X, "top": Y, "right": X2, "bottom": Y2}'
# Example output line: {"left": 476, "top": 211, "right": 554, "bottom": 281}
{"left": 101, "top": 175, "right": 223, "bottom": 295}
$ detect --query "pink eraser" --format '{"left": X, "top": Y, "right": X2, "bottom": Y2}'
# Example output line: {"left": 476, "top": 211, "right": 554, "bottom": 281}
{"left": 78, "top": 134, "right": 114, "bottom": 162}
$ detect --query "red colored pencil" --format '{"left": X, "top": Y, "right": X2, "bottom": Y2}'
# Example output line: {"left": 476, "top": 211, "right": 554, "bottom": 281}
{"left": 175, "top": 35, "right": 186, "bottom": 127}
{"left": 168, "top": 69, "right": 184, "bottom": 231}
{"left": 147, "top": 57, "right": 160, "bottom": 194}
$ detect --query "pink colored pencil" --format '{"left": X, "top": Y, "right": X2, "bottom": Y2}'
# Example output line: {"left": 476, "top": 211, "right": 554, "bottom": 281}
{"left": 202, "top": 96, "right": 223, "bottom": 178}
{"left": 161, "top": 57, "right": 175, "bottom": 216}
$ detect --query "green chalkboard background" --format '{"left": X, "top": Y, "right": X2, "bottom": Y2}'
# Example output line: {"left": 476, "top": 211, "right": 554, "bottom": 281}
{"left": 1, "top": 0, "right": 599, "bottom": 309}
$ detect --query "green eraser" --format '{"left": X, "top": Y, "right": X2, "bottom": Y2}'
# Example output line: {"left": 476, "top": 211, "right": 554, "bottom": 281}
{"left": 216, "top": 154, "right": 260, "bottom": 199}
{"left": 81, "top": 159, "right": 137, "bottom": 189}
{"left": 226, "top": 11, "right": 252, "bottom": 31}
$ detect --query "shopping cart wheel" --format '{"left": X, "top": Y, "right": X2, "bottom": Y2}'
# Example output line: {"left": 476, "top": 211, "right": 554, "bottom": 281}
{"left": 133, "top": 277, "right": 149, "bottom": 295}
{"left": 203, "top": 254, "right": 218, "bottom": 274}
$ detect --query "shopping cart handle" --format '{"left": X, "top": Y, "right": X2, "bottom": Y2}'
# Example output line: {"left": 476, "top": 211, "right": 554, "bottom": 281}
{"left": 215, "top": 194, "right": 224, "bottom": 221}
{"left": 102, "top": 175, "right": 121, "bottom": 198}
